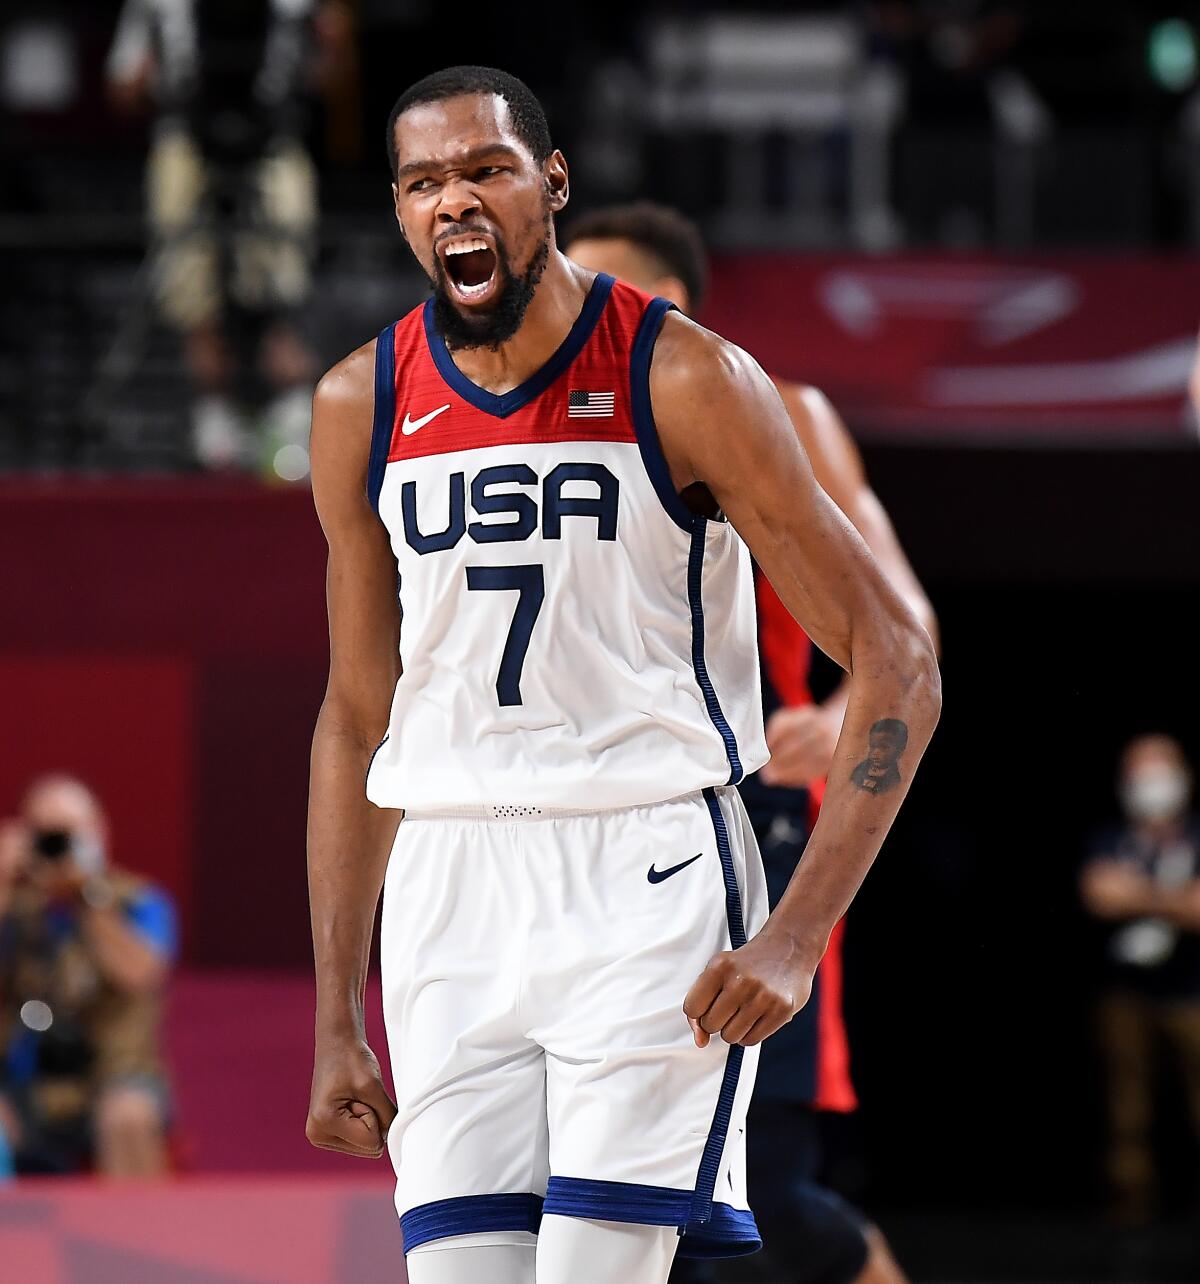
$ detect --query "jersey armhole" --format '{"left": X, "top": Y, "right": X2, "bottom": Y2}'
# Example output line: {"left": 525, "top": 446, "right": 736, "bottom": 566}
{"left": 367, "top": 323, "right": 397, "bottom": 514}
{"left": 630, "top": 298, "right": 699, "bottom": 535}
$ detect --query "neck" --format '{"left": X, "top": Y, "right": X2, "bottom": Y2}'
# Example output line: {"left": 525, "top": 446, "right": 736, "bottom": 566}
{"left": 442, "top": 251, "right": 594, "bottom": 396}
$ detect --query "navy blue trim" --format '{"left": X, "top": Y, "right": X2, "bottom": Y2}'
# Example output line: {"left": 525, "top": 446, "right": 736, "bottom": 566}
{"left": 367, "top": 324, "right": 396, "bottom": 514}
{"left": 678, "top": 1203, "right": 762, "bottom": 1259}
{"left": 629, "top": 296, "right": 696, "bottom": 534}
{"left": 364, "top": 732, "right": 390, "bottom": 787}
{"left": 690, "top": 788, "right": 749, "bottom": 1224}
{"left": 421, "top": 274, "right": 615, "bottom": 419}
{"left": 703, "top": 788, "right": 748, "bottom": 950}
{"left": 544, "top": 1177, "right": 692, "bottom": 1226}
{"left": 688, "top": 524, "right": 744, "bottom": 786}
{"left": 399, "top": 1193, "right": 543, "bottom": 1253}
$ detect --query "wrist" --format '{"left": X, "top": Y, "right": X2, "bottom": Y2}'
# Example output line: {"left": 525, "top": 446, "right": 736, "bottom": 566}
{"left": 761, "top": 915, "right": 827, "bottom": 979}
{"left": 315, "top": 996, "right": 367, "bottom": 1043}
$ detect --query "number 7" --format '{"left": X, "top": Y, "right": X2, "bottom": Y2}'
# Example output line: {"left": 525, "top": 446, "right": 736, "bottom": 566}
{"left": 465, "top": 565, "right": 546, "bottom": 706}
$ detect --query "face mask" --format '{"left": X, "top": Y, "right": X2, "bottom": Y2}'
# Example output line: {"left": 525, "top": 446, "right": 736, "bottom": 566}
{"left": 1121, "top": 766, "right": 1190, "bottom": 822}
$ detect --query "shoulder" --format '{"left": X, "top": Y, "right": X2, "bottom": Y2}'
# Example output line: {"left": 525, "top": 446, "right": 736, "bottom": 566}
{"left": 1085, "top": 823, "right": 1129, "bottom": 860}
{"left": 313, "top": 338, "right": 377, "bottom": 423}
{"left": 309, "top": 338, "right": 390, "bottom": 535}
{"left": 772, "top": 377, "right": 832, "bottom": 425}
{"left": 311, "top": 339, "right": 379, "bottom": 487}
{"left": 649, "top": 311, "right": 775, "bottom": 413}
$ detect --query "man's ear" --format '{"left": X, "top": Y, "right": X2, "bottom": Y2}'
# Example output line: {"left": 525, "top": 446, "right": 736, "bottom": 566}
{"left": 544, "top": 150, "right": 569, "bottom": 213}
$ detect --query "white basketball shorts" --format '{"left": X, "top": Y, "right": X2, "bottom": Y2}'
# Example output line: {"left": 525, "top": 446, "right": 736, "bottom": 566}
{"left": 379, "top": 785, "right": 769, "bottom": 1260}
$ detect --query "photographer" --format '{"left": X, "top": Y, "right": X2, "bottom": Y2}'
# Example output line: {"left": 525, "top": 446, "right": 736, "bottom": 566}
{"left": 0, "top": 776, "right": 178, "bottom": 1178}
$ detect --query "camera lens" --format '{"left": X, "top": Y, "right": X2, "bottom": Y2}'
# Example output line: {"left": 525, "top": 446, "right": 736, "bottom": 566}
{"left": 32, "top": 829, "right": 72, "bottom": 859}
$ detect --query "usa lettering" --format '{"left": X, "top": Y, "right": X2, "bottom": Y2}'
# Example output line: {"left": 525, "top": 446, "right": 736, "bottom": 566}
{"left": 402, "top": 462, "right": 619, "bottom": 554}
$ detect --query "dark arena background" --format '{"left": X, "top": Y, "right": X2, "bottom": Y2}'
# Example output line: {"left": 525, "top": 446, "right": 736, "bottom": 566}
{"left": 3, "top": 2, "right": 1200, "bottom": 1281}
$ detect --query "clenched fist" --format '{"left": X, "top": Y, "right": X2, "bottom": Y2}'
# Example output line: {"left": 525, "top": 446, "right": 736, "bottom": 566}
{"left": 761, "top": 704, "right": 840, "bottom": 788}
{"left": 306, "top": 1035, "right": 397, "bottom": 1159}
{"left": 682, "top": 927, "right": 815, "bottom": 1048}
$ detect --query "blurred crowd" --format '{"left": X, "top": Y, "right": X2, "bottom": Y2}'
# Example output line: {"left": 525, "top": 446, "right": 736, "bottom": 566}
{"left": 0, "top": 776, "right": 177, "bottom": 1180}
{"left": 102, "top": 0, "right": 357, "bottom": 475}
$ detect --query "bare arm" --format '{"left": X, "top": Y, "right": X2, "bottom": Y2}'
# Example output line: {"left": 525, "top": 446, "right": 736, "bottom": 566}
{"left": 305, "top": 342, "right": 403, "bottom": 1158}
{"left": 81, "top": 904, "right": 168, "bottom": 993}
{"left": 651, "top": 315, "right": 942, "bottom": 1047}
{"left": 762, "top": 381, "right": 939, "bottom": 788}
{"left": 1081, "top": 858, "right": 1200, "bottom": 932}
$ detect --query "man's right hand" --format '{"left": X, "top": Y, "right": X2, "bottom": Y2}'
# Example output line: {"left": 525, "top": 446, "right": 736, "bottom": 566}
{"left": 306, "top": 1035, "right": 397, "bottom": 1158}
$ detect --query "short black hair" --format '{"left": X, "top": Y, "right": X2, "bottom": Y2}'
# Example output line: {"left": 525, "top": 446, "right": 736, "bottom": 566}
{"left": 387, "top": 66, "right": 554, "bottom": 180}
{"left": 562, "top": 202, "right": 709, "bottom": 312}
{"left": 870, "top": 719, "right": 909, "bottom": 748}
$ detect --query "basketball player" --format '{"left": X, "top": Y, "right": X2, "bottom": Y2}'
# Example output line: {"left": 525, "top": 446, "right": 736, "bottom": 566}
{"left": 304, "top": 67, "right": 940, "bottom": 1284}
{"left": 565, "top": 204, "right": 938, "bottom": 1284}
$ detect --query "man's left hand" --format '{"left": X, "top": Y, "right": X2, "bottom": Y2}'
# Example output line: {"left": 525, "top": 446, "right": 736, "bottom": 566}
{"left": 761, "top": 705, "right": 840, "bottom": 788}
{"left": 682, "top": 927, "right": 815, "bottom": 1048}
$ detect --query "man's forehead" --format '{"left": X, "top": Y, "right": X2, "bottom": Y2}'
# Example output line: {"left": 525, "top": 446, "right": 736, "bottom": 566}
{"left": 26, "top": 779, "right": 97, "bottom": 820}
{"left": 393, "top": 92, "right": 526, "bottom": 165}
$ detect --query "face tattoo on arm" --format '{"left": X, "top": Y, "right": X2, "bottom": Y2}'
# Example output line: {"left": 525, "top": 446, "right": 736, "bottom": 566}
{"left": 850, "top": 718, "right": 909, "bottom": 796}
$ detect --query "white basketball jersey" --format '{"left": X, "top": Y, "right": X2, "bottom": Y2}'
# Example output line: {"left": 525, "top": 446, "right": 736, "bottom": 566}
{"left": 364, "top": 273, "right": 768, "bottom": 811}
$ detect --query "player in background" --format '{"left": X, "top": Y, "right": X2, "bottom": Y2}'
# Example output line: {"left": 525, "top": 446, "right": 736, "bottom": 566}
{"left": 305, "top": 68, "right": 940, "bottom": 1284}
{"left": 566, "top": 203, "right": 939, "bottom": 1284}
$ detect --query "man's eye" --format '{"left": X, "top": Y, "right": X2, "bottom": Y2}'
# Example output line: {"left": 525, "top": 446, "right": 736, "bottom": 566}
{"left": 476, "top": 167, "right": 504, "bottom": 179}
{"left": 408, "top": 178, "right": 435, "bottom": 193}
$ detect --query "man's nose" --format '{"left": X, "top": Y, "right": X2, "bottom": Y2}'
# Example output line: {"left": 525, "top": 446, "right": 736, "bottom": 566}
{"left": 436, "top": 179, "right": 482, "bottom": 225}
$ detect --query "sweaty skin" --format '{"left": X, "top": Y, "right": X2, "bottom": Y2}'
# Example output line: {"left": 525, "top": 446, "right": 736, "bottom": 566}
{"left": 565, "top": 236, "right": 939, "bottom": 789}
{"left": 305, "top": 91, "right": 940, "bottom": 1158}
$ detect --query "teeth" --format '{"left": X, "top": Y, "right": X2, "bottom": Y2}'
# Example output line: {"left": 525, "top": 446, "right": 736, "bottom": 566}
{"left": 456, "top": 278, "right": 492, "bottom": 298}
{"left": 445, "top": 238, "right": 490, "bottom": 256}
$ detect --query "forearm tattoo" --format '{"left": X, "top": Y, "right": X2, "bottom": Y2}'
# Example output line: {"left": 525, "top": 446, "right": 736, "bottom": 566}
{"left": 850, "top": 718, "right": 909, "bottom": 796}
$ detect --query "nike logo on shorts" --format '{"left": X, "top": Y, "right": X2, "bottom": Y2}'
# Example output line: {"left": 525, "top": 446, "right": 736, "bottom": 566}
{"left": 401, "top": 404, "right": 450, "bottom": 435}
{"left": 647, "top": 853, "right": 703, "bottom": 884}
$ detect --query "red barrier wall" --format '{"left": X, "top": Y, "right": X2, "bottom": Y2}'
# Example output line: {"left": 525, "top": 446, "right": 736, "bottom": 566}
{"left": 0, "top": 1176, "right": 404, "bottom": 1283}
{"left": 0, "top": 480, "right": 329, "bottom": 966}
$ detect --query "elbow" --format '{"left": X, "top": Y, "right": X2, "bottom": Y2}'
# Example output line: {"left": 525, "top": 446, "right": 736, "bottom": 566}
{"left": 894, "top": 620, "right": 942, "bottom": 724}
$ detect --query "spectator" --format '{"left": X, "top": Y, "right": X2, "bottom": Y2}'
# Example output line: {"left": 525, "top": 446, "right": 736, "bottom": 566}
{"left": 105, "top": 0, "right": 344, "bottom": 474}
{"left": 0, "top": 776, "right": 179, "bottom": 1178}
{"left": 1080, "top": 734, "right": 1200, "bottom": 1223}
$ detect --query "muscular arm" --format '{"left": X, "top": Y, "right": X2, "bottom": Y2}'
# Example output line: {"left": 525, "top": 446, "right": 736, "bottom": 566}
{"left": 651, "top": 315, "right": 942, "bottom": 1046}
{"left": 305, "top": 342, "right": 403, "bottom": 1158}
{"left": 762, "top": 381, "right": 939, "bottom": 788}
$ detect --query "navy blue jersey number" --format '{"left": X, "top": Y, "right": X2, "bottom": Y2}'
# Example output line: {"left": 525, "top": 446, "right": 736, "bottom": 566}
{"left": 465, "top": 565, "right": 546, "bottom": 706}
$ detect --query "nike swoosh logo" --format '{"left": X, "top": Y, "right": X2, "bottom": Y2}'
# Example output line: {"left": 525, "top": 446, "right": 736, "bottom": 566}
{"left": 647, "top": 854, "right": 703, "bottom": 884}
{"left": 401, "top": 404, "right": 450, "bottom": 435}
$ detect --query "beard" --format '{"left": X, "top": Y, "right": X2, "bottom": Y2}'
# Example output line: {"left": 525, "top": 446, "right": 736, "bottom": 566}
{"left": 430, "top": 209, "right": 551, "bottom": 352}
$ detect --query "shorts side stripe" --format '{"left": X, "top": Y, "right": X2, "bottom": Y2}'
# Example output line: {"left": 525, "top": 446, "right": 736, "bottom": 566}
{"left": 690, "top": 788, "right": 748, "bottom": 1224}
{"left": 399, "top": 1193, "right": 543, "bottom": 1253}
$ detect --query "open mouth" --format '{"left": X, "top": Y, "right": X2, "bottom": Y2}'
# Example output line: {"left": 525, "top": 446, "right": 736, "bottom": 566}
{"left": 440, "top": 235, "right": 500, "bottom": 305}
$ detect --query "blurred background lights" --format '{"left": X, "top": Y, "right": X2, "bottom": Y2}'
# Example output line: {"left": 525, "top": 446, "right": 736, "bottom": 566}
{"left": 19, "top": 1000, "right": 53, "bottom": 1032}
{"left": 272, "top": 443, "right": 311, "bottom": 483}
{"left": 1149, "top": 18, "right": 1199, "bottom": 92}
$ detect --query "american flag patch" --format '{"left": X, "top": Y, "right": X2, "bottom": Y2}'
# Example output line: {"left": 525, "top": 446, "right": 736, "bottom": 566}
{"left": 567, "top": 389, "right": 615, "bottom": 418}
